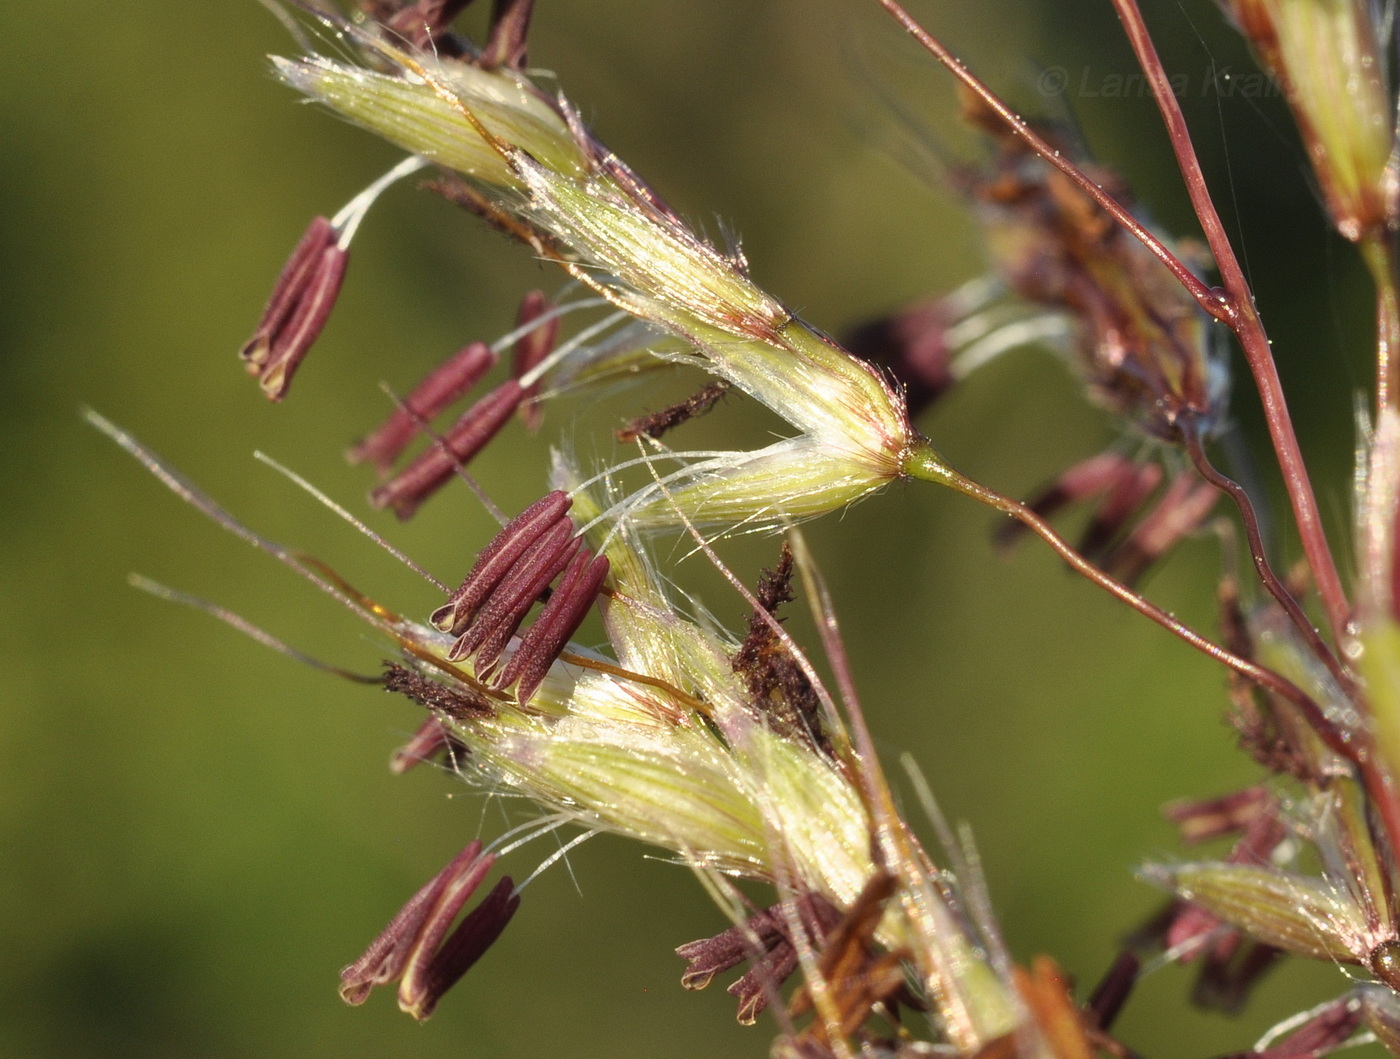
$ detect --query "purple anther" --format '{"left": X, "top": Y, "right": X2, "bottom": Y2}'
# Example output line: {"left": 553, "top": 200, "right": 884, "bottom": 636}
{"left": 383, "top": 0, "right": 474, "bottom": 49}
{"left": 845, "top": 296, "right": 957, "bottom": 419}
{"left": 400, "top": 876, "right": 519, "bottom": 1020}
{"left": 1086, "top": 951, "right": 1140, "bottom": 1030}
{"left": 339, "top": 840, "right": 486, "bottom": 1005}
{"left": 370, "top": 380, "right": 524, "bottom": 519}
{"left": 339, "top": 840, "right": 518, "bottom": 1021}
{"left": 430, "top": 490, "right": 573, "bottom": 634}
{"left": 1250, "top": 996, "right": 1362, "bottom": 1058}
{"left": 390, "top": 716, "right": 464, "bottom": 775}
{"left": 1078, "top": 460, "right": 1163, "bottom": 560}
{"left": 240, "top": 216, "right": 337, "bottom": 373}
{"left": 447, "top": 519, "right": 577, "bottom": 661}
{"left": 1164, "top": 787, "right": 1274, "bottom": 845}
{"left": 510, "top": 289, "right": 557, "bottom": 431}
{"left": 676, "top": 905, "right": 788, "bottom": 991}
{"left": 728, "top": 938, "right": 797, "bottom": 1024}
{"left": 459, "top": 529, "right": 582, "bottom": 676}
{"left": 1103, "top": 473, "right": 1218, "bottom": 586}
{"left": 1192, "top": 938, "right": 1282, "bottom": 1015}
{"left": 675, "top": 895, "right": 840, "bottom": 1022}
{"left": 995, "top": 451, "right": 1134, "bottom": 553}
{"left": 259, "top": 245, "right": 349, "bottom": 401}
{"left": 497, "top": 551, "right": 610, "bottom": 702}
{"left": 242, "top": 218, "right": 349, "bottom": 402}
{"left": 350, "top": 341, "right": 498, "bottom": 472}
{"left": 481, "top": 0, "right": 538, "bottom": 69}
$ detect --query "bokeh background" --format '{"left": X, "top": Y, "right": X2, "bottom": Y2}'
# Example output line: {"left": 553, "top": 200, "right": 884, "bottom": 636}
{"left": 1, "top": 1, "right": 1377, "bottom": 1056}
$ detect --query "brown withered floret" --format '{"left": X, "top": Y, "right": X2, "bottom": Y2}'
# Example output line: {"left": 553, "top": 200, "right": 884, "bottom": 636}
{"left": 616, "top": 380, "right": 732, "bottom": 443}
{"left": 785, "top": 872, "right": 922, "bottom": 1051}
{"left": 956, "top": 90, "right": 1221, "bottom": 444}
{"left": 383, "top": 662, "right": 495, "bottom": 720}
{"left": 677, "top": 893, "right": 843, "bottom": 1025}
{"left": 731, "top": 544, "right": 829, "bottom": 755}
{"left": 1216, "top": 577, "right": 1315, "bottom": 782}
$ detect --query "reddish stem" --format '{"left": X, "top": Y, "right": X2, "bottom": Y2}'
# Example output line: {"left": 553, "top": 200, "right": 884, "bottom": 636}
{"left": 875, "top": 0, "right": 1351, "bottom": 645}
{"left": 926, "top": 460, "right": 1353, "bottom": 764}
{"left": 1108, "top": 0, "right": 1351, "bottom": 645}
{"left": 1180, "top": 424, "right": 1354, "bottom": 696}
{"left": 875, "top": 0, "right": 1228, "bottom": 319}
{"left": 931, "top": 448, "right": 1400, "bottom": 874}
{"left": 1362, "top": 234, "right": 1400, "bottom": 413}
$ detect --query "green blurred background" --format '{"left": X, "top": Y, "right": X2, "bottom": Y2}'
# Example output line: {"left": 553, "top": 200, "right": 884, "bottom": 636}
{"left": 1, "top": 1, "right": 1378, "bottom": 1055}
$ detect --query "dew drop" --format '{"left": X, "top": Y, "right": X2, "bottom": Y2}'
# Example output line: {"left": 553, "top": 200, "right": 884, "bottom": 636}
{"left": 1370, "top": 940, "right": 1400, "bottom": 991}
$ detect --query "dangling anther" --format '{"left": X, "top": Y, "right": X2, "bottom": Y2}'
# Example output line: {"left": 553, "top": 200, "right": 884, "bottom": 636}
{"left": 349, "top": 341, "right": 498, "bottom": 473}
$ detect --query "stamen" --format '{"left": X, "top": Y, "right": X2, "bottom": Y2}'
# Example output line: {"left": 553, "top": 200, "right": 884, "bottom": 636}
{"left": 512, "top": 828, "right": 599, "bottom": 893}
{"left": 340, "top": 840, "right": 486, "bottom": 1006}
{"left": 370, "top": 380, "right": 524, "bottom": 518}
{"left": 994, "top": 451, "right": 1137, "bottom": 553}
{"left": 240, "top": 155, "right": 428, "bottom": 401}
{"left": 486, "top": 294, "right": 605, "bottom": 354}
{"left": 1159, "top": 796, "right": 1289, "bottom": 1013}
{"left": 676, "top": 895, "right": 841, "bottom": 1024}
{"left": 399, "top": 875, "right": 519, "bottom": 1019}
{"left": 1192, "top": 938, "right": 1282, "bottom": 1015}
{"left": 1078, "top": 460, "right": 1164, "bottom": 561}
{"left": 480, "top": 0, "right": 537, "bottom": 69}
{"left": 517, "top": 308, "right": 632, "bottom": 390}
{"left": 348, "top": 341, "right": 498, "bottom": 472}
{"left": 383, "top": 0, "right": 474, "bottom": 51}
{"left": 338, "top": 839, "right": 518, "bottom": 1020}
{"left": 1101, "top": 472, "right": 1218, "bottom": 587}
{"left": 446, "top": 519, "right": 578, "bottom": 664}
{"left": 389, "top": 715, "right": 466, "bottom": 774}
{"left": 431, "top": 490, "right": 573, "bottom": 634}
{"left": 729, "top": 940, "right": 798, "bottom": 1024}
{"left": 330, "top": 155, "right": 429, "bottom": 248}
{"left": 949, "top": 312, "right": 1073, "bottom": 379}
{"left": 1086, "top": 951, "right": 1140, "bottom": 1030}
{"left": 1251, "top": 995, "right": 1363, "bottom": 1056}
{"left": 510, "top": 290, "right": 558, "bottom": 430}
{"left": 496, "top": 550, "right": 610, "bottom": 701}
{"left": 677, "top": 905, "right": 795, "bottom": 990}
{"left": 846, "top": 296, "right": 957, "bottom": 419}
{"left": 239, "top": 215, "right": 337, "bottom": 374}
{"left": 256, "top": 244, "right": 348, "bottom": 400}
{"left": 451, "top": 522, "right": 580, "bottom": 672}
{"left": 1164, "top": 787, "right": 1274, "bottom": 845}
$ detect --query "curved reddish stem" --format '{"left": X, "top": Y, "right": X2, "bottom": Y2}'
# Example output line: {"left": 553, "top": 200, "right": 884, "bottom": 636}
{"left": 914, "top": 458, "right": 1351, "bottom": 760}
{"left": 1109, "top": 0, "right": 1350, "bottom": 645}
{"left": 1180, "top": 424, "right": 1354, "bottom": 696}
